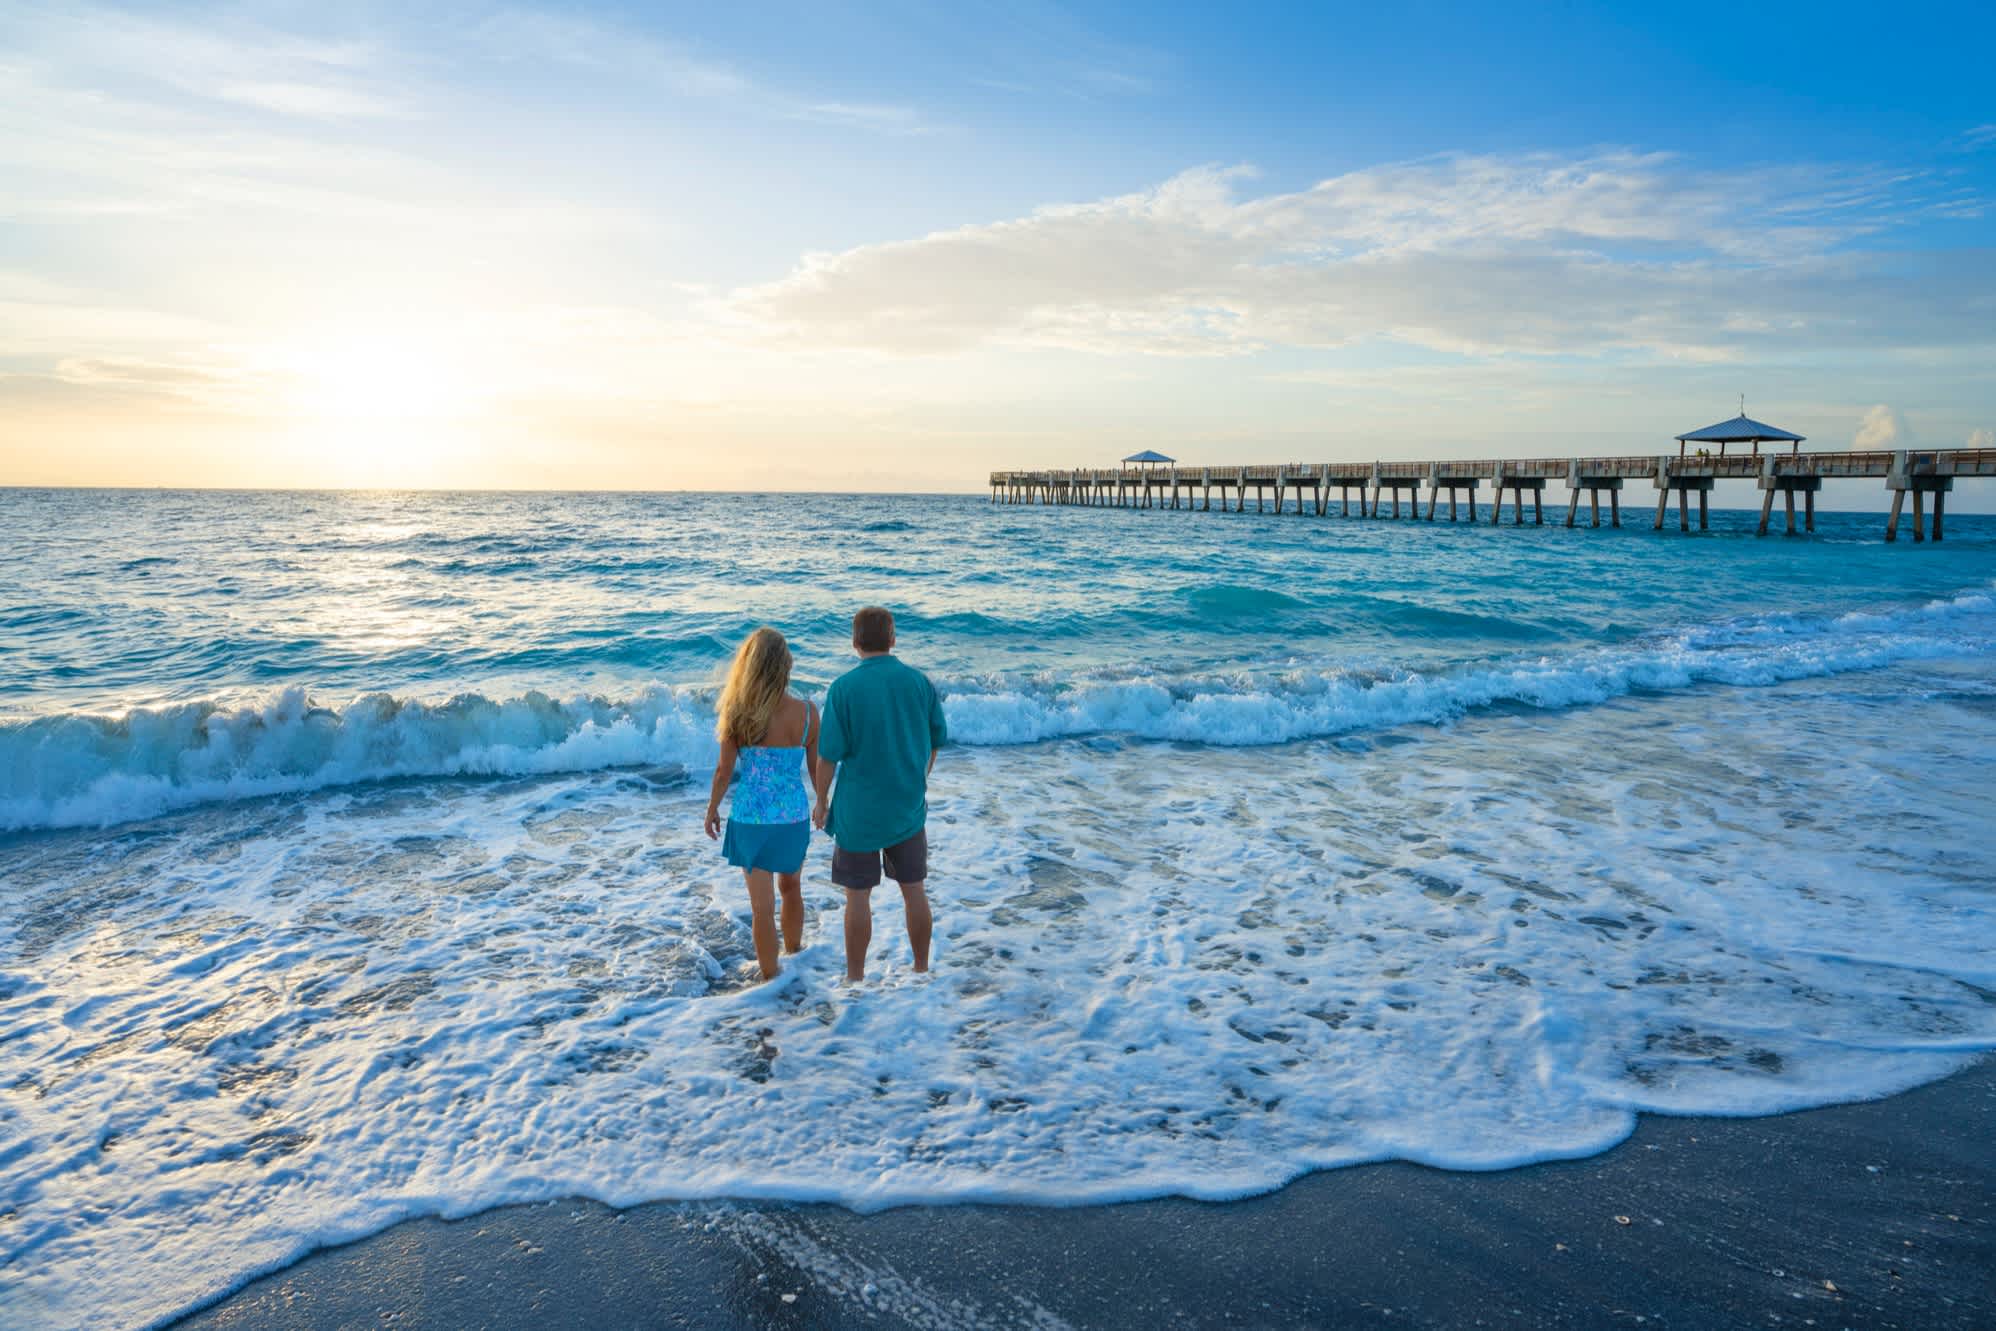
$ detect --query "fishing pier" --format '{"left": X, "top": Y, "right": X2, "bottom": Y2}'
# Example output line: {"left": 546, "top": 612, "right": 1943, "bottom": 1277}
{"left": 989, "top": 417, "right": 1996, "bottom": 543}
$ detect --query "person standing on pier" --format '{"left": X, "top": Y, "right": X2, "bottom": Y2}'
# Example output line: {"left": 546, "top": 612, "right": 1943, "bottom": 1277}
{"left": 812, "top": 606, "right": 947, "bottom": 982}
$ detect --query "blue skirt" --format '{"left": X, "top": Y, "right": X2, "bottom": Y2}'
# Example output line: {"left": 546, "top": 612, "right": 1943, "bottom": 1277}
{"left": 722, "top": 819, "right": 810, "bottom": 874}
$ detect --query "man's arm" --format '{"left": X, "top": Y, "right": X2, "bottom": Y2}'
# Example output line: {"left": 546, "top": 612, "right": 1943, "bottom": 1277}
{"left": 812, "top": 753, "right": 835, "bottom": 828}
{"left": 926, "top": 680, "right": 947, "bottom": 777}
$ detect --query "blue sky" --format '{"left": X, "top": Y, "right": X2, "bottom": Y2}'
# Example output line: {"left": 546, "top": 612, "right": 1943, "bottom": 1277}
{"left": 1, "top": 0, "right": 1992, "bottom": 494}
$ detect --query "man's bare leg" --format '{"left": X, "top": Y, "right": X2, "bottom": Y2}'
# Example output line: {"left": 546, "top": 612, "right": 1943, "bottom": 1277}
{"left": 744, "top": 870, "right": 780, "bottom": 980}
{"left": 899, "top": 881, "right": 932, "bottom": 973}
{"left": 844, "top": 887, "right": 873, "bottom": 981}
{"left": 776, "top": 872, "right": 804, "bottom": 954}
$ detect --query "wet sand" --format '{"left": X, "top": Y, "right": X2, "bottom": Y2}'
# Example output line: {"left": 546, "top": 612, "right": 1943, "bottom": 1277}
{"left": 171, "top": 1058, "right": 1994, "bottom": 1330}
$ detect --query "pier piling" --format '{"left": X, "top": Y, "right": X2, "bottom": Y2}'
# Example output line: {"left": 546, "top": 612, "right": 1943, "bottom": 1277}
{"left": 1564, "top": 464, "right": 1625, "bottom": 529}
{"left": 1755, "top": 455, "right": 1823, "bottom": 537}
{"left": 1884, "top": 450, "right": 1957, "bottom": 543}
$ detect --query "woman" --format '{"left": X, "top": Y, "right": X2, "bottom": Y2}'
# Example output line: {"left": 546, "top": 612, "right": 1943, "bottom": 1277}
{"left": 704, "top": 627, "right": 817, "bottom": 980}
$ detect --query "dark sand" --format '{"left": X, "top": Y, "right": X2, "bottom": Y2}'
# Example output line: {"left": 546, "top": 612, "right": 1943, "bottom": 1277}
{"left": 172, "top": 1059, "right": 1995, "bottom": 1330}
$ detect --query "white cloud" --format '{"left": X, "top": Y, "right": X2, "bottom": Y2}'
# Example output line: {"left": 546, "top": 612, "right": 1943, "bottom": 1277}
{"left": 796, "top": 101, "right": 934, "bottom": 134}
{"left": 1969, "top": 427, "right": 1994, "bottom": 448}
{"left": 471, "top": 9, "right": 754, "bottom": 98}
{"left": 45, "top": 354, "right": 289, "bottom": 412}
{"left": 0, "top": 34, "right": 647, "bottom": 240}
{"left": 723, "top": 154, "right": 1991, "bottom": 362}
{"left": 471, "top": 8, "right": 931, "bottom": 132}
{"left": 0, "top": 299, "right": 224, "bottom": 354}
{"left": 216, "top": 82, "right": 402, "bottom": 119}
{"left": 1958, "top": 124, "right": 1996, "bottom": 152}
{"left": 1855, "top": 404, "right": 1914, "bottom": 449}
{"left": 3, "top": 4, "right": 404, "bottom": 119}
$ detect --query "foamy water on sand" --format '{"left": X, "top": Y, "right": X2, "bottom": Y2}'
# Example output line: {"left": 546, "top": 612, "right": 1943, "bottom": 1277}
{"left": 3, "top": 489, "right": 1995, "bottom": 1328}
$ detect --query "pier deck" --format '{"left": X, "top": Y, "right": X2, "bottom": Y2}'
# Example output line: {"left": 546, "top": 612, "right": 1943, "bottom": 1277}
{"left": 990, "top": 448, "right": 1996, "bottom": 542}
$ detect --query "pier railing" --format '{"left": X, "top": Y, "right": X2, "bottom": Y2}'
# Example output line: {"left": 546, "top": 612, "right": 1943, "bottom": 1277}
{"left": 989, "top": 448, "right": 1996, "bottom": 542}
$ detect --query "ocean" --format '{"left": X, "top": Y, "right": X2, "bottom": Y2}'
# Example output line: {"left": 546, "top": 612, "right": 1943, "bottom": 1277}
{"left": 4, "top": 486, "right": 1995, "bottom": 1329}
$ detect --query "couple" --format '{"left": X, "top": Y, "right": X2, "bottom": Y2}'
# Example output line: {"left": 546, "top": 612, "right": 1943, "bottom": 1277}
{"left": 702, "top": 606, "right": 946, "bottom": 984}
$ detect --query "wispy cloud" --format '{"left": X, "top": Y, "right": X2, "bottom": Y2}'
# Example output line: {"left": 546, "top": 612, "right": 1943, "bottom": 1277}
{"left": 471, "top": 8, "right": 755, "bottom": 98}
{"left": 5, "top": 3, "right": 404, "bottom": 119}
{"left": 0, "top": 21, "right": 642, "bottom": 235}
{"left": 796, "top": 101, "right": 934, "bottom": 135}
{"left": 725, "top": 153, "right": 1993, "bottom": 362}
{"left": 471, "top": 7, "right": 936, "bottom": 133}
{"left": 958, "top": 3, "right": 1169, "bottom": 102}
{"left": 216, "top": 81, "right": 402, "bottom": 119}
{"left": 1063, "top": 64, "right": 1159, "bottom": 97}
{"left": 1956, "top": 124, "right": 1996, "bottom": 152}
{"left": 0, "top": 297, "right": 224, "bottom": 355}
{"left": 44, "top": 353, "right": 292, "bottom": 413}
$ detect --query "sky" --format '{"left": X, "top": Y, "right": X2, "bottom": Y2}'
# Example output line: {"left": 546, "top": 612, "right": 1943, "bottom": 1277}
{"left": 1, "top": 0, "right": 1993, "bottom": 497}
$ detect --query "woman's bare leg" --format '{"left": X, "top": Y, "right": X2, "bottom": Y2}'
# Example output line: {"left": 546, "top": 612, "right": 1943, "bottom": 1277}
{"left": 776, "top": 872, "right": 804, "bottom": 954}
{"left": 744, "top": 870, "right": 780, "bottom": 980}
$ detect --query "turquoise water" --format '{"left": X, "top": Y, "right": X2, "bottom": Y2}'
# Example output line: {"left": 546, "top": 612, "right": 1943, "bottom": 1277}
{"left": 6, "top": 489, "right": 1996, "bottom": 813}
{"left": 7, "top": 488, "right": 1992, "bottom": 709}
{"left": 3, "top": 487, "right": 1996, "bottom": 1328}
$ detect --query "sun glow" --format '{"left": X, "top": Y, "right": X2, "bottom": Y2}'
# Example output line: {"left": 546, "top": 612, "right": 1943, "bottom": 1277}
{"left": 284, "top": 333, "right": 479, "bottom": 423}
{"left": 274, "top": 331, "right": 491, "bottom": 486}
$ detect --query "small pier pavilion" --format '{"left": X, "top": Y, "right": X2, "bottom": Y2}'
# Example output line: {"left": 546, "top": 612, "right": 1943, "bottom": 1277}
{"left": 991, "top": 419, "right": 1995, "bottom": 543}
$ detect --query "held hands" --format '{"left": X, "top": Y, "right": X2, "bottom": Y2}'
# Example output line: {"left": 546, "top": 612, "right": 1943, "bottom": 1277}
{"left": 703, "top": 803, "right": 722, "bottom": 840}
{"left": 811, "top": 799, "right": 829, "bottom": 831}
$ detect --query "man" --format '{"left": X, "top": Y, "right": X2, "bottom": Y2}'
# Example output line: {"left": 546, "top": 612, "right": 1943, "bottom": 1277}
{"left": 812, "top": 606, "right": 947, "bottom": 982}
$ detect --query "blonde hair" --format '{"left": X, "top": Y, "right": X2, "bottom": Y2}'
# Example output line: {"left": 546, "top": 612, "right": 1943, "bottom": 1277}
{"left": 716, "top": 627, "right": 793, "bottom": 746}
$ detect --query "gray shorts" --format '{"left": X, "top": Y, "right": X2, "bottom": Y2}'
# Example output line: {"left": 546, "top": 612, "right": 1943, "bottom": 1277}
{"left": 830, "top": 829, "right": 927, "bottom": 890}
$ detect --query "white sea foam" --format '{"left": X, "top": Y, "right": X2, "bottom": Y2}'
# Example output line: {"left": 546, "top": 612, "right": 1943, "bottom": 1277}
{"left": 4, "top": 585, "right": 1990, "bottom": 832}
{"left": 2, "top": 663, "right": 1994, "bottom": 1329}
{"left": 942, "top": 581, "right": 1996, "bottom": 745}
{"left": 0, "top": 685, "right": 721, "bottom": 832}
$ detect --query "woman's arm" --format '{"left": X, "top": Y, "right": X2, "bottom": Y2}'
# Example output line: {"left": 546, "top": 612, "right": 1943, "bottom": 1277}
{"left": 803, "top": 699, "right": 828, "bottom": 827}
{"left": 812, "top": 690, "right": 841, "bottom": 829}
{"left": 704, "top": 739, "right": 738, "bottom": 839}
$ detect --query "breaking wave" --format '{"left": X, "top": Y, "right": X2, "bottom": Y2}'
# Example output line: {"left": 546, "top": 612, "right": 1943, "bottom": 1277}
{"left": 4, "top": 584, "right": 1989, "bottom": 833}
{"left": 0, "top": 687, "right": 719, "bottom": 832}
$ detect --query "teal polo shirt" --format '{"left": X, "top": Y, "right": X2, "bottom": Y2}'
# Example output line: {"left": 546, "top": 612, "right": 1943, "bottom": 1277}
{"left": 818, "top": 654, "right": 948, "bottom": 852}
